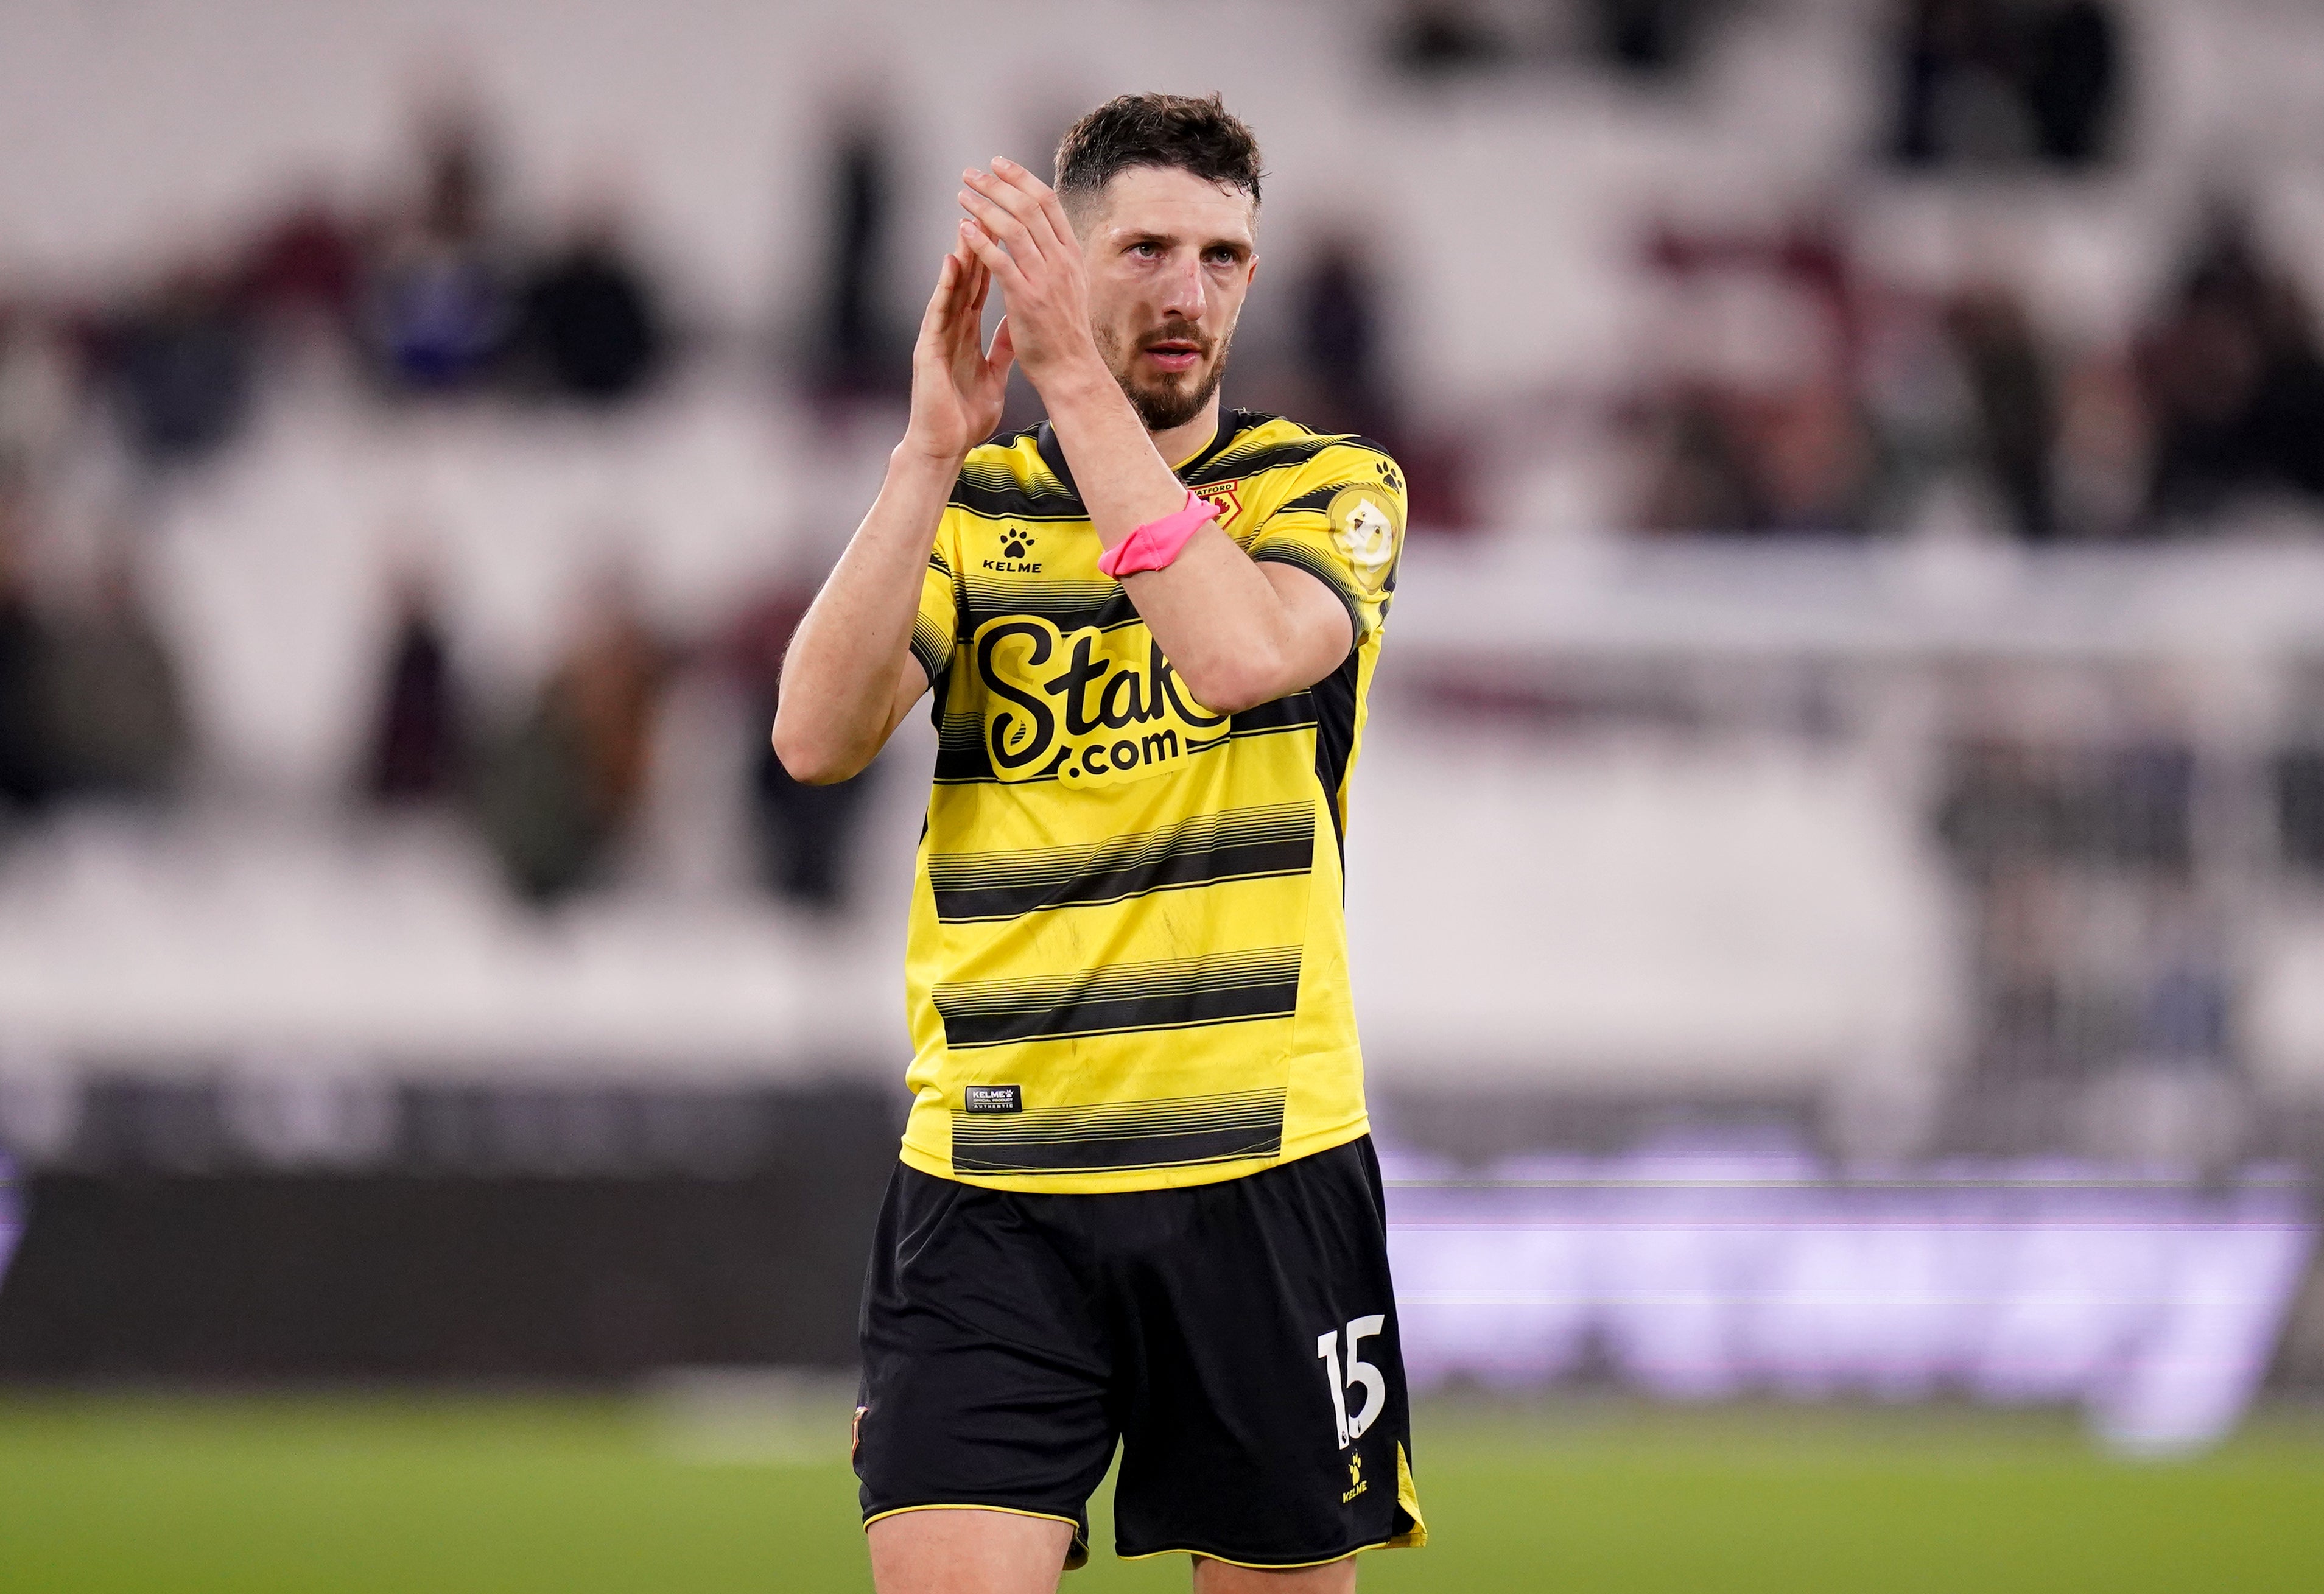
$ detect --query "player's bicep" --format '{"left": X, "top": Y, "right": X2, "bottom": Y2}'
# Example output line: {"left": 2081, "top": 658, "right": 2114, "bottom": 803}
{"left": 1261, "top": 561, "right": 1357, "bottom": 694}
{"left": 1244, "top": 454, "right": 1405, "bottom": 657}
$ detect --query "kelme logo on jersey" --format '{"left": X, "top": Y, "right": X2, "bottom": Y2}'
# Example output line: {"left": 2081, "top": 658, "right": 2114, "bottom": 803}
{"left": 971, "top": 615, "right": 1226, "bottom": 788}
{"left": 985, "top": 527, "right": 1041, "bottom": 573}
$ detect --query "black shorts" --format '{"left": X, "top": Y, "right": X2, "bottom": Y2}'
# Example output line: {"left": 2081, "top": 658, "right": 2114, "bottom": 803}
{"left": 854, "top": 1136, "right": 1424, "bottom": 1570}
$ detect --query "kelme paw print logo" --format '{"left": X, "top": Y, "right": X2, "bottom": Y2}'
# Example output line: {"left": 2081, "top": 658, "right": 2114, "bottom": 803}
{"left": 1002, "top": 529, "right": 1035, "bottom": 560}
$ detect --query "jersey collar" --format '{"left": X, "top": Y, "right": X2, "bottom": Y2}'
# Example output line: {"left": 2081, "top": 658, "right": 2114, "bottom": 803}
{"left": 1034, "top": 409, "right": 1262, "bottom": 501}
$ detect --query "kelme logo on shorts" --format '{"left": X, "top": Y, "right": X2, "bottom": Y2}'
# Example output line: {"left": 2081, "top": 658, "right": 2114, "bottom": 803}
{"left": 963, "top": 1084, "right": 1023, "bottom": 1114}
{"left": 971, "top": 616, "right": 1226, "bottom": 788}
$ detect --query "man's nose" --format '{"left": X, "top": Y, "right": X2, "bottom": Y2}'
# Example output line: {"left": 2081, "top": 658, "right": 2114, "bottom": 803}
{"left": 1157, "top": 250, "right": 1207, "bottom": 324}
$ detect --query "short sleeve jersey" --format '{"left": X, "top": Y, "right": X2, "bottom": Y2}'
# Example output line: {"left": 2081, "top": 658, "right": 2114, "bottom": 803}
{"left": 900, "top": 409, "right": 1406, "bottom": 1193}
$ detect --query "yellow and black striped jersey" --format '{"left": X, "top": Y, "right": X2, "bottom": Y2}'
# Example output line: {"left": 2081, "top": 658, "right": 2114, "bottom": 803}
{"left": 897, "top": 409, "right": 1406, "bottom": 1193}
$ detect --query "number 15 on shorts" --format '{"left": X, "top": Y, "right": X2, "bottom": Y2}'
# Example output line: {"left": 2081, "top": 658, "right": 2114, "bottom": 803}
{"left": 1316, "top": 1315, "right": 1386, "bottom": 1450}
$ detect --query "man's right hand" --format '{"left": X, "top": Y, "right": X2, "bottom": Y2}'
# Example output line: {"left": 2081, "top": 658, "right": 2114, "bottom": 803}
{"left": 776, "top": 248, "right": 1003, "bottom": 784}
{"left": 902, "top": 245, "right": 1016, "bottom": 465}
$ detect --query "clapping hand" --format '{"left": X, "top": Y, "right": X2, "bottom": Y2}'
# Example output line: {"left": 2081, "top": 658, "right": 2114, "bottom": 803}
{"left": 902, "top": 243, "right": 1014, "bottom": 465}
{"left": 955, "top": 157, "right": 1105, "bottom": 396}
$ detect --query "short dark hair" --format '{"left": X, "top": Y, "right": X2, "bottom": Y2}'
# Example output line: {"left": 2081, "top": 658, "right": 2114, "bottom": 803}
{"left": 1053, "top": 92, "right": 1264, "bottom": 220}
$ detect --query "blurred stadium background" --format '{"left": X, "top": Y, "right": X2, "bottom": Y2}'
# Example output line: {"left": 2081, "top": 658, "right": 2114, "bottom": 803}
{"left": 3, "top": 0, "right": 2323, "bottom": 1587}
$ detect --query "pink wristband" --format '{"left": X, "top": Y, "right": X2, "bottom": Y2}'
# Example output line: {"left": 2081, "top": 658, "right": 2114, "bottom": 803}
{"left": 1097, "top": 490, "right": 1220, "bottom": 579}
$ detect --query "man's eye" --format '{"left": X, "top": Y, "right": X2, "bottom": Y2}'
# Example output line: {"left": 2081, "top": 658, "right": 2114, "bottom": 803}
{"left": 1131, "top": 242, "right": 1160, "bottom": 258}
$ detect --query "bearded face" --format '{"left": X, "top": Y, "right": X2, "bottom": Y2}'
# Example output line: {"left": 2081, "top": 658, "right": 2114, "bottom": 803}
{"left": 1073, "top": 165, "right": 1257, "bottom": 440}
{"left": 1095, "top": 314, "right": 1234, "bottom": 433}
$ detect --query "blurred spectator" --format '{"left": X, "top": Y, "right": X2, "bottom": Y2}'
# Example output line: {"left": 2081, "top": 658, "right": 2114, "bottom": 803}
{"left": 365, "top": 113, "right": 513, "bottom": 393}
{"left": 1634, "top": 219, "right": 1871, "bottom": 535}
{"left": 104, "top": 262, "right": 254, "bottom": 466}
{"left": 1637, "top": 388, "right": 1761, "bottom": 533}
{"left": 1969, "top": 863, "right": 2076, "bottom": 1079}
{"left": 362, "top": 576, "right": 466, "bottom": 804}
{"left": 1892, "top": 0, "right": 2027, "bottom": 166}
{"left": 724, "top": 578, "right": 872, "bottom": 910}
{"left": 514, "top": 213, "right": 665, "bottom": 404}
{"left": 477, "top": 570, "right": 665, "bottom": 903}
{"left": 2281, "top": 746, "right": 2324, "bottom": 873}
{"left": 1296, "top": 237, "right": 1395, "bottom": 443}
{"left": 1939, "top": 698, "right": 2203, "bottom": 1089}
{"left": 476, "top": 693, "right": 596, "bottom": 902}
{"left": 2273, "top": 662, "right": 2324, "bottom": 875}
{"left": 2127, "top": 891, "right": 2231, "bottom": 1066}
{"left": 1388, "top": 1, "right": 1510, "bottom": 77}
{"left": 1937, "top": 732, "right": 2194, "bottom": 876}
{"left": 0, "top": 304, "right": 83, "bottom": 490}
{"left": 239, "top": 187, "right": 365, "bottom": 335}
{"left": 560, "top": 572, "right": 664, "bottom": 826}
{"left": 1858, "top": 294, "right": 1975, "bottom": 527}
{"left": 1948, "top": 287, "right": 2056, "bottom": 540}
{"left": 2096, "top": 734, "right": 2197, "bottom": 872}
{"left": 0, "top": 496, "right": 58, "bottom": 815}
{"left": 2051, "top": 350, "right": 2149, "bottom": 538}
{"left": 815, "top": 121, "right": 899, "bottom": 396}
{"left": 1937, "top": 736, "right": 2067, "bottom": 876}
{"left": 1891, "top": 0, "right": 2122, "bottom": 170}
{"left": 1590, "top": 0, "right": 1723, "bottom": 77}
{"left": 2023, "top": 0, "right": 2122, "bottom": 166}
{"left": 40, "top": 544, "right": 190, "bottom": 800}
{"left": 2137, "top": 208, "right": 2324, "bottom": 521}
{"left": 1638, "top": 375, "right": 1875, "bottom": 536}
{"left": 1755, "top": 374, "right": 1877, "bottom": 534}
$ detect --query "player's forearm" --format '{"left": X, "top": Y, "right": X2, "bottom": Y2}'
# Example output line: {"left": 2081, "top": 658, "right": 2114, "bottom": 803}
{"left": 1041, "top": 361, "right": 1192, "bottom": 547}
{"left": 1040, "top": 369, "right": 1314, "bottom": 712}
{"left": 1118, "top": 536, "right": 1318, "bottom": 713}
{"left": 771, "top": 448, "right": 955, "bottom": 784}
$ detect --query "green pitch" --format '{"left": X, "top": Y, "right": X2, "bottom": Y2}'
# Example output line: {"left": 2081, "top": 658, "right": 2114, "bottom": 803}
{"left": 2, "top": 1394, "right": 2320, "bottom": 1593}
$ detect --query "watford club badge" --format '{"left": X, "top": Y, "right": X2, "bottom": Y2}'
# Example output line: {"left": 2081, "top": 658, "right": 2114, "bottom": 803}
{"left": 1327, "top": 483, "right": 1402, "bottom": 595}
{"left": 1193, "top": 479, "right": 1243, "bottom": 528}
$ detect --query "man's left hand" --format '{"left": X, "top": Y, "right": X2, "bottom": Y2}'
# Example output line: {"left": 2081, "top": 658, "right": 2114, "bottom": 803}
{"left": 956, "top": 158, "right": 1105, "bottom": 394}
